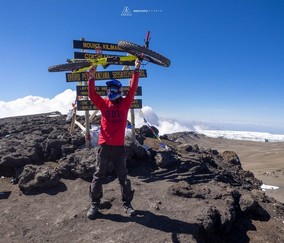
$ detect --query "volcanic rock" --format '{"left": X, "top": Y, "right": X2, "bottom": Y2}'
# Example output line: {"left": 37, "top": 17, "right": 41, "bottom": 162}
{"left": 0, "top": 113, "right": 283, "bottom": 243}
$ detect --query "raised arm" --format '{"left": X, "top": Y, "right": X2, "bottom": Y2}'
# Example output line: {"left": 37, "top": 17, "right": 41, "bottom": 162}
{"left": 124, "top": 59, "right": 141, "bottom": 105}
{"left": 88, "top": 65, "right": 105, "bottom": 109}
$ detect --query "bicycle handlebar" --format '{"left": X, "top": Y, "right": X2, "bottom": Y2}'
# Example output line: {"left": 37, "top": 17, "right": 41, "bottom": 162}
{"left": 145, "top": 31, "right": 150, "bottom": 48}
{"left": 146, "top": 31, "right": 150, "bottom": 42}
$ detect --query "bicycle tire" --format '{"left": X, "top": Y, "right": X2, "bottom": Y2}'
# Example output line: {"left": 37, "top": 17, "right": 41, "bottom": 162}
{"left": 118, "top": 41, "right": 171, "bottom": 67}
{"left": 48, "top": 60, "right": 92, "bottom": 72}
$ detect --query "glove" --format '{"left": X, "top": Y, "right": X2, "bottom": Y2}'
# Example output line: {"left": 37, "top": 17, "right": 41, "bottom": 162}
{"left": 135, "top": 58, "right": 141, "bottom": 70}
{"left": 88, "top": 65, "right": 97, "bottom": 80}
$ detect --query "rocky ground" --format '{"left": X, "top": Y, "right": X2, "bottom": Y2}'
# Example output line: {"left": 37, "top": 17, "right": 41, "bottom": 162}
{"left": 0, "top": 113, "right": 284, "bottom": 243}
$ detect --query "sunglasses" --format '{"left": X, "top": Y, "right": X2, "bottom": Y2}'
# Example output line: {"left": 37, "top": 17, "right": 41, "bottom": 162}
{"left": 107, "top": 86, "right": 120, "bottom": 94}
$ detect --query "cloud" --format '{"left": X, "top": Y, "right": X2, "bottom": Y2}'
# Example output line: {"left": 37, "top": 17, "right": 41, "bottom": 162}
{"left": 1, "top": 89, "right": 283, "bottom": 141}
{"left": 0, "top": 90, "right": 191, "bottom": 136}
{"left": 197, "top": 129, "right": 284, "bottom": 142}
{"left": 0, "top": 89, "right": 76, "bottom": 118}
{"left": 133, "top": 106, "right": 191, "bottom": 135}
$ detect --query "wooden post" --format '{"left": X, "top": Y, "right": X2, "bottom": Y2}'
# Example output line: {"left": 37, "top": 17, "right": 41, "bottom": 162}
{"left": 130, "top": 108, "right": 136, "bottom": 142}
{"left": 122, "top": 65, "right": 136, "bottom": 142}
{"left": 81, "top": 37, "right": 90, "bottom": 148}
{"left": 69, "top": 107, "right": 76, "bottom": 134}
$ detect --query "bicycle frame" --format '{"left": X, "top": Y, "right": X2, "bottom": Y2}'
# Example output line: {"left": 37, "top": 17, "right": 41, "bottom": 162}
{"left": 68, "top": 54, "right": 137, "bottom": 73}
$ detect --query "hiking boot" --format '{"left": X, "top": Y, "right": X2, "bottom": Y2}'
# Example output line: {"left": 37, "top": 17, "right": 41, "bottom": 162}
{"left": 123, "top": 203, "right": 136, "bottom": 216}
{"left": 87, "top": 203, "right": 99, "bottom": 219}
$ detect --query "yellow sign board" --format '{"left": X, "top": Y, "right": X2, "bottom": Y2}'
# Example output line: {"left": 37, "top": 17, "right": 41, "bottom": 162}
{"left": 66, "top": 69, "right": 147, "bottom": 82}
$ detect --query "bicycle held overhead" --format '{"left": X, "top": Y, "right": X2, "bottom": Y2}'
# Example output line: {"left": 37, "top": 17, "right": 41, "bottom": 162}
{"left": 48, "top": 32, "right": 171, "bottom": 73}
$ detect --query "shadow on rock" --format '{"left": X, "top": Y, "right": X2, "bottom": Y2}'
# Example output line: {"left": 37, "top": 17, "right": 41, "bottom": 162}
{"left": 224, "top": 215, "right": 257, "bottom": 243}
{"left": 97, "top": 210, "right": 201, "bottom": 242}
{"left": 140, "top": 160, "right": 215, "bottom": 186}
{"left": 0, "top": 191, "right": 12, "bottom": 199}
{"left": 23, "top": 181, "right": 67, "bottom": 196}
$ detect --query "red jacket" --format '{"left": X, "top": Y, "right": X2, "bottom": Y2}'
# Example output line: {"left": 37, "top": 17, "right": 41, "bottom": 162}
{"left": 88, "top": 72, "right": 139, "bottom": 146}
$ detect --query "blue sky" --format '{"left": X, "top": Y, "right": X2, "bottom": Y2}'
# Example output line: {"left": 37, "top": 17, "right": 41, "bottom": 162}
{"left": 0, "top": 0, "right": 284, "bottom": 133}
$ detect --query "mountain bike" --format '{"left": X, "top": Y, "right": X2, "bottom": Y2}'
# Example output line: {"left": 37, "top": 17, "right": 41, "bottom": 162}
{"left": 48, "top": 31, "right": 171, "bottom": 73}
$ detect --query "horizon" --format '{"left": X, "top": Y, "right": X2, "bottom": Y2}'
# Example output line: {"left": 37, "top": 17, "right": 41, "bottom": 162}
{"left": 1, "top": 0, "right": 284, "bottom": 134}
{"left": 1, "top": 89, "right": 284, "bottom": 142}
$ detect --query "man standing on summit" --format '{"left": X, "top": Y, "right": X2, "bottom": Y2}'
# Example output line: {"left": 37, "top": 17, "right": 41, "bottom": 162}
{"left": 87, "top": 58, "right": 141, "bottom": 219}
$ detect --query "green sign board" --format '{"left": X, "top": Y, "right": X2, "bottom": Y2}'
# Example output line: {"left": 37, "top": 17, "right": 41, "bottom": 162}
{"left": 74, "top": 52, "right": 135, "bottom": 67}
{"left": 73, "top": 40, "right": 124, "bottom": 52}
{"left": 74, "top": 52, "right": 122, "bottom": 59}
{"left": 66, "top": 69, "right": 147, "bottom": 82}
{"left": 76, "top": 99, "right": 142, "bottom": 110}
{"left": 77, "top": 86, "right": 142, "bottom": 97}
{"left": 73, "top": 52, "right": 135, "bottom": 66}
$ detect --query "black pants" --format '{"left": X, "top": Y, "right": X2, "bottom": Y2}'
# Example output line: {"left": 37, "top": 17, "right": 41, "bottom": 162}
{"left": 90, "top": 144, "right": 134, "bottom": 204}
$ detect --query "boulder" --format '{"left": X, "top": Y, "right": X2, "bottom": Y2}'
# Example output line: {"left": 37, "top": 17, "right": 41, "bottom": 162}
{"left": 18, "top": 164, "right": 60, "bottom": 193}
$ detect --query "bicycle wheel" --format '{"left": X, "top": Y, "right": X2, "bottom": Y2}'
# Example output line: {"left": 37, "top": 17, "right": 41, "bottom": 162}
{"left": 48, "top": 60, "right": 92, "bottom": 72}
{"left": 118, "top": 41, "right": 171, "bottom": 67}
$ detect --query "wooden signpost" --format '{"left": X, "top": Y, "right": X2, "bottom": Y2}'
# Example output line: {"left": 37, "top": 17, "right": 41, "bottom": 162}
{"left": 65, "top": 69, "right": 147, "bottom": 82}
{"left": 76, "top": 99, "right": 142, "bottom": 111}
{"left": 73, "top": 40, "right": 125, "bottom": 52}
{"left": 76, "top": 86, "right": 142, "bottom": 97}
